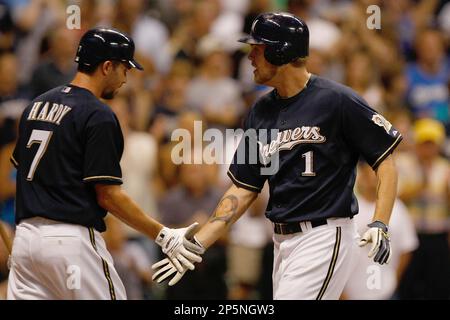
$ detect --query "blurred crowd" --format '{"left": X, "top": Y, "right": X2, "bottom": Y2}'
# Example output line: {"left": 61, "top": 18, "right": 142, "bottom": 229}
{"left": 0, "top": 0, "right": 449, "bottom": 300}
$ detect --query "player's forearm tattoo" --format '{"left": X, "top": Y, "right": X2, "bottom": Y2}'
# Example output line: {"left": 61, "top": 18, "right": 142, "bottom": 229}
{"left": 209, "top": 195, "right": 239, "bottom": 225}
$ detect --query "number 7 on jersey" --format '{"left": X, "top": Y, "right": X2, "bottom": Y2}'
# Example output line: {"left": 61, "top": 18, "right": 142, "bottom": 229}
{"left": 26, "top": 129, "right": 53, "bottom": 181}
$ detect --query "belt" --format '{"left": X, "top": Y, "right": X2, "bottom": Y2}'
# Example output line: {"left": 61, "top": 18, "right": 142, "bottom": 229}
{"left": 273, "top": 218, "right": 328, "bottom": 235}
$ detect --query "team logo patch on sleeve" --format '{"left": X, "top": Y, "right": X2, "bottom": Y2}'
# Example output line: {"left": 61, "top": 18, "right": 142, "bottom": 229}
{"left": 61, "top": 86, "right": 72, "bottom": 93}
{"left": 371, "top": 114, "right": 392, "bottom": 134}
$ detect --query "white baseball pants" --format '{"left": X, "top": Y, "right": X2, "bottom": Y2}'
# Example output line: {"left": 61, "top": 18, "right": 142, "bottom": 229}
{"left": 7, "top": 217, "right": 126, "bottom": 300}
{"left": 272, "top": 217, "right": 359, "bottom": 300}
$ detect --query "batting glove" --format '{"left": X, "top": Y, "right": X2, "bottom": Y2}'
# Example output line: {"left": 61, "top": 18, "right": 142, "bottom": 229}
{"left": 152, "top": 236, "right": 205, "bottom": 286}
{"left": 152, "top": 258, "right": 187, "bottom": 286}
{"left": 358, "top": 220, "right": 392, "bottom": 265}
{"left": 155, "top": 222, "right": 205, "bottom": 273}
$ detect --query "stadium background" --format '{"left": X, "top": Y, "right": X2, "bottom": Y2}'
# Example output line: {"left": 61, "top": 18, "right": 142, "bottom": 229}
{"left": 0, "top": 0, "right": 449, "bottom": 300}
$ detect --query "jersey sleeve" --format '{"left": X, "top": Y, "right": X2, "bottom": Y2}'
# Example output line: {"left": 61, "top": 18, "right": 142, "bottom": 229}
{"left": 341, "top": 91, "right": 403, "bottom": 169}
{"left": 227, "top": 110, "right": 267, "bottom": 193}
{"left": 82, "top": 109, "right": 123, "bottom": 185}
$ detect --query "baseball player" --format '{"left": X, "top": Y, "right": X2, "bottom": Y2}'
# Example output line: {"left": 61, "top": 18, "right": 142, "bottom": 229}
{"left": 7, "top": 28, "right": 204, "bottom": 300}
{"left": 152, "top": 12, "right": 403, "bottom": 300}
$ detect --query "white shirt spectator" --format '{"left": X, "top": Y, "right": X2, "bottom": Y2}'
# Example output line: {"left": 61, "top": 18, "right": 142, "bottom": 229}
{"left": 230, "top": 211, "right": 272, "bottom": 249}
{"left": 307, "top": 18, "right": 341, "bottom": 52}
{"left": 185, "top": 75, "right": 244, "bottom": 128}
{"left": 218, "top": 0, "right": 249, "bottom": 15}
{"left": 132, "top": 16, "right": 172, "bottom": 74}
{"left": 210, "top": 11, "right": 244, "bottom": 53}
{"left": 438, "top": 2, "right": 450, "bottom": 36}
{"left": 120, "top": 132, "right": 159, "bottom": 236}
{"left": 344, "top": 198, "right": 419, "bottom": 300}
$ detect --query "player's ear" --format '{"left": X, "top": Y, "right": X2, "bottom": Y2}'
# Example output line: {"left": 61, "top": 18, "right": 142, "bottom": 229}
{"left": 101, "top": 60, "right": 114, "bottom": 75}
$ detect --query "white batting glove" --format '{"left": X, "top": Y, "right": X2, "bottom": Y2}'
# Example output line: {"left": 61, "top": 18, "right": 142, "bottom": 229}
{"left": 152, "top": 258, "right": 187, "bottom": 286}
{"left": 155, "top": 222, "right": 205, "bottom": 273}
{"left": 359, "top": 220, "right": 392, "bottom": 265}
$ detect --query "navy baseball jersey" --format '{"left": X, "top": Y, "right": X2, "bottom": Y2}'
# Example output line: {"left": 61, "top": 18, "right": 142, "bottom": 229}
{"left": 11, "top": 85, "right": 124, "bottom": 232}
{"left": 228, "top": 75, "right": 402, "bottom": 223}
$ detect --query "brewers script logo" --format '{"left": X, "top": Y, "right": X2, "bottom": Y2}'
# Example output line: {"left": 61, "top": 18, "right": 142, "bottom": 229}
{"left": 258, "top": 126, "right": 326, "bottom": 163}
{"left": 371, "top": 114, "right": 392, "bottom": 134}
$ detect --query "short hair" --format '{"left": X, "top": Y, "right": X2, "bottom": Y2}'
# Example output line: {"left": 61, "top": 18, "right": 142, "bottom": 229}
{"left": 77, "top": 60, "right": 121, "bottom": 75}
{"left": 77, "top": 62, "right": 100, "bottom": 75}
{"left": 291, "top": 57, "right": 308, "bottom": 67}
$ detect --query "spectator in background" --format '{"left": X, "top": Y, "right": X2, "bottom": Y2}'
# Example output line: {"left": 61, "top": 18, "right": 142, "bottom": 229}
{"left": 169, "top": 0, "right": 220, "bottom": 62}
{"left": 158, "top": 162, "right": 219, "bottom": 229}
{"left": 77, "top": 0, "right": 113, "bottom": 34}
{"left": 0, "top": 53, "right": 28, "bottom": 223}
{"left": 438, "top": 1, "right": 450, "bottom": 37}
{"left": 103, "top": 216, "right": 153, "bottom": 300}
{"left": 306, "top": 48, "right": 328, "bottom": 76}
{"left": 156, "top": 0, "right": 195, "bottom": 33}
{"left": 112, "top": 0, "right": 171, "bottom": 75}
{"left": 0, "top": 3, "right": 15, "bottom": 51}
{"left": 227, "top": 184, "right": 271, "bottom": 300}
{"left": 109, "top": 95, "right": 159, "bottom": 262}
{"left": 396, "top": 118, "right": 450, "bottom": 299}
{"left": 345, "top": 51, "right": 384, "bottom": 112}
{"left": 158, "top": 162, "right": 227, "bottom": 300}
{"left": 0, "top": 52, "right": 30, "bottom": 112}
{"left": 29, "top": 26, "right": 77, "bottom": 98}
{"left": 0, "top": 52, "right": 29, "bottom": 227}
{"left": 150, "top": 59, "right": 193, "bottom": 144}
{"left": 336, "top": 0, "right": 400, "bottom": 78}
{"left": 208, "top": 0, "right": 247, "bottom": 54}
{"left": 154, "top": 111, "right": 205, "bottom": 196}
{"left": 5, "top": 0, "right": 65, "bottom": 85}
{"left": 381, "top": 66, "right": 409, "bottom": 114}
{"left": 186, "top": 38, "right": 244, "bottom": 130}
{"left": 0, "top": 222, "right": 12, "bottom": 299}
{"left": 119, "top": 68, "right": 155, "bottom": 133}
{"left": 311, "top": 0, "right": 353, "bottom": 25}
{"left": 406, "top": 29, "right": 450, "bottom": 126}
{"left": 342, "top": 162, "right": 418, "bottom": 300}
{"left": 0, "top": 118, "right": 16, "bottom": 227}
{"left": 382, "top": 0, "right": 440, "bottom": 61}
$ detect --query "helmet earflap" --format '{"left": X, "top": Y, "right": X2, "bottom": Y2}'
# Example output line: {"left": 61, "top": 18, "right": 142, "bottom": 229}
{"left": 264, "top": 42, "right": 296, "bottom": 66}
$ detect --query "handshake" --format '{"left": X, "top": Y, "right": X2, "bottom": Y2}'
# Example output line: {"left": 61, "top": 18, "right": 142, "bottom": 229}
{"left": 153, "top": 222, "right": 205, "bottom": 286}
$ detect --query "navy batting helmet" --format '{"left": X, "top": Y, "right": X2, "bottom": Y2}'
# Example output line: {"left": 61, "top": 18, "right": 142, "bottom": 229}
{"left": 239, "top": 12, "right": 309, "bottom": 66}
{"left": 75, "top": 28, "right": 143, "bottom": 70}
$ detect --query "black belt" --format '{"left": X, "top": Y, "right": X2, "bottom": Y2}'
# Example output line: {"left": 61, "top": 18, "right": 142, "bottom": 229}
{"left": 273, "top": 218, "right": 328, "bottom": 235}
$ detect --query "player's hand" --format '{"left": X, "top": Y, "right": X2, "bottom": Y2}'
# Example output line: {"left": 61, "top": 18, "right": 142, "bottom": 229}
{"left": 358, "top": 220, "right": 392, "bottom": 265}
{"left": 155, "top": 222, "right": 205, "bottom": 272}
{"left": 152, "top": 258, "right": 188, "bottom": 286}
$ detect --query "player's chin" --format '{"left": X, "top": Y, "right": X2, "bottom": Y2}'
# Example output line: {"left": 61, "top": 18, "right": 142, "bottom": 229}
{"left": 253, "top": 72, "right": 263, "bottom": 84}
{"left": 253, "top": 73, "right": 267, "bottom": 85}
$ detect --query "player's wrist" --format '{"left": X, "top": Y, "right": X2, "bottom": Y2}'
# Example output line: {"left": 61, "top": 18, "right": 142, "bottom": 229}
{"left": 368, "top": 220, "right": 388, "bottom": 232}
{"left": 155, "top": 227, "right": 177, "bottom": 254}
{"left": 155, "top": 226, "right": 167, "bottom": 243}
{"left": 192, "top": 236, "right": 205, "bottom": 251}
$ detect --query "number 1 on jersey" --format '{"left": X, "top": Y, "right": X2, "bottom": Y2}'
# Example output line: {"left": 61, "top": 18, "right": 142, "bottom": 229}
{"left": 26, "top": 129, "right": 53, "bottom": 181}
{"left": 301, "top": 151, "right": 315, "bottom": 176}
